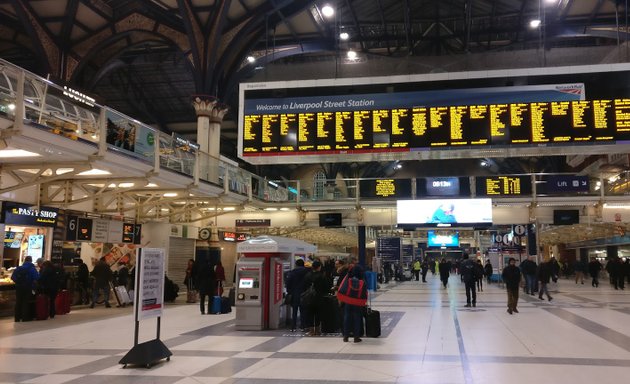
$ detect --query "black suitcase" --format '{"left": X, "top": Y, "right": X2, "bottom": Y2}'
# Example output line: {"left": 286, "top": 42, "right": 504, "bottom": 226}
{"left": 228, "top": 287, "right": 236, "bottom": 307}
{"left": 320, "top": 295, "right": 340, "bottom": 333}
{"left": 220, "top": 296, "right": 231, "bottom": 313}
{"left": 365, "top": 307, "right": 381, "bottom": 337}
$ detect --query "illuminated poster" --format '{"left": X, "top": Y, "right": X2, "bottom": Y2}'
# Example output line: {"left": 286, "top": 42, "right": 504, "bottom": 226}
{"left": 137, "top": 248, "right": 165, "bottom": 321}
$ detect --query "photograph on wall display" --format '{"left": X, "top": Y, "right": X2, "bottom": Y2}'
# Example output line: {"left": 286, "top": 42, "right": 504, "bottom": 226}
{"left": 102, "top": 243, "right": 137, "bottom": 271}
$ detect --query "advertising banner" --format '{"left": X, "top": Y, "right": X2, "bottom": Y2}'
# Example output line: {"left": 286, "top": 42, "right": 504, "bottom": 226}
{"left": 137, "top": 248, "right": 165, "bottom": 321}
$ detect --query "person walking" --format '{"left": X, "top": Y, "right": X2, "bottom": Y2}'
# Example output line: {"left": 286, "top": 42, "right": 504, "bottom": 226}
{"left": 90, "top": 257, "right": 113, "bottom": 308}
{"left": 286, "top": 259, "right": 309, "bottom": 332}
{"left": 421, "top": 259, "right": 429, "bottom": 282}
{"left": 588, "top": 257, "right": 602, "bottom": 287}
{"left": 574, "top": 259, "right": 586, "bottom": 284}
{"left": 502, "top": 257, "right": 521, "bottom": 314}
{"left": 11, "top": 256, "right": 39, "bottom": 322}
{"left": 520, "top": 256, "right": 537, "bottom": 295}
{"left": 460, "top": 254, "right": 477, "bottom": 307}
{"left": 439, "top": 258, "right": 450, "bottom": 288}
{"left": 537, "top": 259, "right": 553, "bottom": 301}
{"left": 475, "top": 259, "right": 484, "bottom": 292}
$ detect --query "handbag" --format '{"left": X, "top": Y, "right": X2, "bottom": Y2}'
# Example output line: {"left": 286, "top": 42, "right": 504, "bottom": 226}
{"left": 300, "top": 285, "right": 316, "bottom": 307}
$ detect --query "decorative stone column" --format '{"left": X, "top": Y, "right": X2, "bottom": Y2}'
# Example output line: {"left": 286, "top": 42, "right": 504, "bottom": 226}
{"left": 192, "top": 95, "right": 229, "bottom": 157}
{"left": 192, "top": 95, "right": 229, "bottom": 184}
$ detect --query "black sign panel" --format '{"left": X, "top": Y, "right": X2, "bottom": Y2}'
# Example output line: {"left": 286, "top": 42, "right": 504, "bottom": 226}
{"left": 66, "top": 215, "right": 78, "bottom": 241}
{"left": 242, "top": 99, "right": 630, "bottom": 159}
{"left": 537, "top": 175, "right": 590, "bottom": 194}
{"left": 236, "top": 219, "right": 271, "bottom": 227}
{"left": 360, "top": 179, "right": 412, "bottom": 199}
{"left": 376, "top": 237, "right": 402, "bottom": 262}
{"left": 134, "top": 224, "right": 142, "bottom": 245}
{"left": 476, "top": 175, "right": 532, "bottom": 196}
{"left": 77, "top": 218, "right": 93, "bottom": 241}
{"left": 1, "top": 202, "right": 59, "bottom": 227}
{"left": 122, "top": 223, "right": 135, "bottom": 243}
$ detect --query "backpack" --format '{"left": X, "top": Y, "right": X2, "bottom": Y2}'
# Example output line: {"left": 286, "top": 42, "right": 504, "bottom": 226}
{"left": 12, "top": 267, "right": 30, "bottom": 289}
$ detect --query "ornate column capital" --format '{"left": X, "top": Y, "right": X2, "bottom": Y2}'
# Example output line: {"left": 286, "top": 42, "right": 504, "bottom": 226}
{"left": 192, "top": 95, "right": 229, "bottom": 123}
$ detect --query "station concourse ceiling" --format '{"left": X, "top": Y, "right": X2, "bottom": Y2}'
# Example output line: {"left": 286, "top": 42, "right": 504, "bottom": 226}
{"left": 2, "top": 1, "right": 630, "bottom": 247}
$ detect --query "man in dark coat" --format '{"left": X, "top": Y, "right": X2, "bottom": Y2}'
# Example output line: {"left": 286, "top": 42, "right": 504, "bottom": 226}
{"left": 460, "top": 253, "right": 477, "bottom": 307}
{"left": 91, "top": 257, "right": 113, "bottom": 308}
{"left": 303, "top": 260, "right": 330, "bottom": 336}
{"left": 285, "top": 259, "right": 309, "bottom": 331}
{"left": 196, "top": 260, "right": 216, "bottom": 315}
{"left": 502, "top": 258, "right": 521, "bottom": 314}
{"left": 519, "top": 256, "right": 537, "bottom": 295}
{"left": 420, "top": 259, "right": 429, "bottom": 283}
{"left": 38, "top": 260, "right": 59, "bottom": 318}
{"left": 439, "top": 259, "right": 451, "bottom": 288}
{"left": 537, "top": 259, "right": 553, "bottom": 301}
{"left": 11, "top": 256, "right": 39, "bottom": 322}
{"left": 588, "top": 257, "right": 602, "bottom": 287}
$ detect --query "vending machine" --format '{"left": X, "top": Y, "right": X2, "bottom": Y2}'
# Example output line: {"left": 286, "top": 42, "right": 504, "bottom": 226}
{"left": 235, "top": 258, "right": 265, "bottom": 330}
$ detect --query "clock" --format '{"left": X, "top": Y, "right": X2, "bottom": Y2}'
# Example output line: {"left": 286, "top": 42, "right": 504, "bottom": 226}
{"left": 199, "top": 228, "right": 211, "bottom": 240}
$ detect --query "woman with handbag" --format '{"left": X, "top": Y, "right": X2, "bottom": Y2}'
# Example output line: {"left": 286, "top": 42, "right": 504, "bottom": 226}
{"left": 302, "top": 260, "right": 330, "bottom": 336}
{"left": 286, "top": 259, "right": 309, "bottom": 331}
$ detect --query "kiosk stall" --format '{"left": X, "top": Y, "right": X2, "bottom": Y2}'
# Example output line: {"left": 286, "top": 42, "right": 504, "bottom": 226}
{"left": 235, "top": 235, "right": 317, "bottom": 330}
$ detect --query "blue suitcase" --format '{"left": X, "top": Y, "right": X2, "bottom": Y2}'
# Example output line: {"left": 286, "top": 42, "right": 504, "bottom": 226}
{"left": 365, "top": 271, "right": 377, "bottom": 291}
{"left": 211, "top": 296, "right": 222, "bottom": 314}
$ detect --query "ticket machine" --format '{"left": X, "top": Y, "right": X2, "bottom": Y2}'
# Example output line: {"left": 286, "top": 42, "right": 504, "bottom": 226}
{"left": 235, "top": 236, "right": 317, "bottom": 331}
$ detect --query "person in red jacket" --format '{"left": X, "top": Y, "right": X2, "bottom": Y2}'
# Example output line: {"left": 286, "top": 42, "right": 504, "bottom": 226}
{"left": 337, "top": 264, "right": 367, "bottom": 343}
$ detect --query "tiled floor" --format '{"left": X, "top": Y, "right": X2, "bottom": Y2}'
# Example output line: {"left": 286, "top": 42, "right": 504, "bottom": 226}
{"left": 1, "top": 274, "right": 630, "bottom": 384}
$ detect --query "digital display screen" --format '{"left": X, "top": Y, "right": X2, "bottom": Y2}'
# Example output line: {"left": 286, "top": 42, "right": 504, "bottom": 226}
{"left": 360, "top": 179, "right": 412, "bottom": 199}
{"left": 417, "top": 177, "right": 470, "bottom": 197}
{"left": 240, "top": 99, "right": 630, "bottom": 163}
{"left": 475, "top": 175, "right": 533, "bottom": 196}
{"left": 427, "top": 231, "right": 460, "bottom": 247}
{"left": 396, "top": 198, "right": 493, "bottom": 228}
{"left": 239, "top": 278, "right": 254, "bottom": 288}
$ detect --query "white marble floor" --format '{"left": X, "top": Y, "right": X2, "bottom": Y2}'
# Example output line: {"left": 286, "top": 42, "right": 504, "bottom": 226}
{"left": 1, "top": 274, "right": 630, "bottom": 384}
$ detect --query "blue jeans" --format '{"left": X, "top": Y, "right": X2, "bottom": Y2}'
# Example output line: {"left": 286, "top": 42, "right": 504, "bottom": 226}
{"left": 343, "top": 304, "right": 363, "bottom": 338}
{"left": 525, "top": 274, "right": 537, "bottom": 294}
{"left": 92, "top": 284, "right": 110, "bottom": 306}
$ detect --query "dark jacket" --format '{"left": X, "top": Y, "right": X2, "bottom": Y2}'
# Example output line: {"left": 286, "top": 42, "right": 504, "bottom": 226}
{"left": 484, "top": 263, "right": 493, "bottom": 277}
{"left": 439, "top": 261, "right": 451, "bottom": 280}
{"left": 588, "top": 260, "right": 602, "bottom": 277}
{"left": 304, "top": 270, "right": 330, "bottom": 297}
{"left": 520, "top": 259, "right": 537, "bottom": 275}
{"left": 460, "top": 259, "right": 476, "bottom": 283}
{"left": 502, "top": 265, "right": 521, "bottom": 289}
{"left": 537, "top": 261, "right": 553, "bottom": 284}
{"left": 91, "top": 260, "right": 113, "bottom": 287}
{"left": 286, "top": 266, "right": 309, "bottom": 306}
{"left": 38, "top": 263, "right": 59, "bottom": 295}
{"left": 196, "top": 262, "right": 216, "bottom": 295}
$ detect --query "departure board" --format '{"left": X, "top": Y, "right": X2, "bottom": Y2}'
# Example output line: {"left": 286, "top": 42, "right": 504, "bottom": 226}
{"left": 241, "top": 98, "right": 630, "bottom": 162}
{"left": 360, "top": 179, "right": 412, "bottom": 199}
{"left": 475, "top": 176, "right": 533, "bottom": 196}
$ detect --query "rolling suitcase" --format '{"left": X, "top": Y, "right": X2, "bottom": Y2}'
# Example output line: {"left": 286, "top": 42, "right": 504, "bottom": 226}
{"left": 211, "top": 296, "right": 222, "bottom": 314}
{"left": 55, "top": 290, "right": 69, "bottom": 315}
{"left": 320, "top": 295, "right": 340, "bottom": 333}
{"left": 35, "top": 294, "right": 49, "bottom": 320}
{"left": 228, "top": 287, "right": 236, "bottom": 306}
{"left": 364, "top": 307, "right": 381, "bottom": 337}
{"left": 220, "top": 297, "right": 231, "bottom": 313}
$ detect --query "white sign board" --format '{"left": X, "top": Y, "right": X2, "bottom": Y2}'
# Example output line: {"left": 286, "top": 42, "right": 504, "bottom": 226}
{"left": 136, "top": 248, "right": 165, "bottom": 321}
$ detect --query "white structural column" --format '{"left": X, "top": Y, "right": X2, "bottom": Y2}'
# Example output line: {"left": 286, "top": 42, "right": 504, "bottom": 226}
{"left": 192, "top": 95, "right": 229, "bottom": 157}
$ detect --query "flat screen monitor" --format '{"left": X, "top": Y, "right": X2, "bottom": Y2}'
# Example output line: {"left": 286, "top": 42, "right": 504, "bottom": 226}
{"left": 238, "top": 278, "right": 254, "bottom": 289}
{"left": 397, "top": 198, "right": 493, "bottom": 228}
{"left": 427, "top": 231, "right": 460, "bottom": 247}
{"left": 553, "top": 209, "right": 579, "bottom": 225}
{"left": 319, "top": 213, "right": 342, "bottom": 227}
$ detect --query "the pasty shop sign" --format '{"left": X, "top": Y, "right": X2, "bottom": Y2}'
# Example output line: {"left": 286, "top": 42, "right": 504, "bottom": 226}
{"left": 137, "top": 248, "right": 165, "bottom": 320}
{"left": 1, "top": 202, "right": 58, "bottom": 227}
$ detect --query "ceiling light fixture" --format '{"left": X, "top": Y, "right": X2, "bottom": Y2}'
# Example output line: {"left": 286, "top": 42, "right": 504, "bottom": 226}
{"left": 339, "top": 32, "right": 349, "bottom": 40}
{"left": 347, "top": 50, "right": 357, "bottom": 60}
{"left": 529, "top": 19, "right": 541, "bottom": 28}
{"left": 146, "top": 183, "right": 158, "bottom": 187}
{"left": 77, "top": 168, "right": 111, "bottom": 176}
{"left": 0, "top": 148, "right": 41, "bottom": 158}
{"left": 163, "top": 192, "right": 178, "bottom": 197}
{"left": 7, "top": 103, "right": 15, "bottom": 111}
{"left": 246, "top": 56, "right": 256, "bottom": 63}
{"left": 118, "top": 182, "right": 135, "bottom": 188}
{"left": 321, "top": 4, "right": 334, "bottom": 18}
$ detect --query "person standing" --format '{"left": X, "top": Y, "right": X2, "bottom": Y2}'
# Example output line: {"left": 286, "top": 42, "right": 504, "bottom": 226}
{"left": 588, "top": 257, "right": 602, "bottom": 287}
{"left": 537, "top": 259, "right": 553, "bottom": 301}
{"left": 11, "top": 256, "right": 39, "bottom": 322}
{"left": 196, "top": 260, "right": 216, "bottom": 315}
{"left": 38, "top": 261, "right": 59, "bottom": 318}
{"left": 183, "top": 258, "right": 197, "bottom": 303}
{"left": 286, "top": 259, "right": 309, "bottom": 332}
{"left": 520, "top": 256, "right": 537, "bottom": 295}
{"left": 412, "top": 259, "right": 421, "bottom": 281}
{"left": 214, "top": 261, "right": 226, "bottom": 296}
{"left": 337, "top": 264, "right": 367, "bottom": 343}
{"left": 502, "top": 258, "right": 521, "bottom": 314}
{"left": 439, "top": 258, "right": 450, "bottom": 288}
{"left": 421, "top": 259, "right": 429, "bottom": 283}
{"left": 460, "top": 254, "right": 477, "bottom": 307}
{"left": 303, "top": 260, "right": 330, "bottom": 336}
{"left": 484, "top": 259, "right": 493, "bottom": 284}
{"left": 76, "top": 259, "right": 90, "bottom": 305}
{"left": 475, "top": 259, "right": 484, "bottom": 292}
{"left": 574, "top": 259, "right": 586, "bottom": 284}
{"left": 90, "top": 257, "right": 113, "bottom": 308}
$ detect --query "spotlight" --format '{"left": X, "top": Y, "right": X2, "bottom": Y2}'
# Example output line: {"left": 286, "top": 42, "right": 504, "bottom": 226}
{"left": 322, "top": 4, "right": 334, "bottom": 18}
{"left": 529, "top": 19, "right": 541, "bottom": 28}
{"left": 347, "top": 50, "right": 357, "bottom": 60}
{"left": 339, "top": 32, "right": 349, "bottom": 40}
{"left": 246, "top": 56, "right": 256, "bottom": 63}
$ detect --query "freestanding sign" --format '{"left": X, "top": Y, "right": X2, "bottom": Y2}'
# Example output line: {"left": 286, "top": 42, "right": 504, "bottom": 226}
{"left": 119, "top": 248, "right": 171, "bottom": 368}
